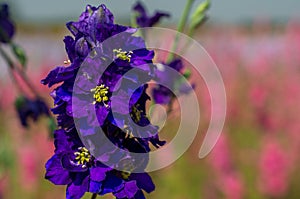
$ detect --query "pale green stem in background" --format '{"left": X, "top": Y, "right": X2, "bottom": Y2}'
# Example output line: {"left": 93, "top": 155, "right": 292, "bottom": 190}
{"left": 167, "top": 0, "right": 195, "bottom": 62}
{"left": 0, "top": 46, "right": 40, "bottom": 97}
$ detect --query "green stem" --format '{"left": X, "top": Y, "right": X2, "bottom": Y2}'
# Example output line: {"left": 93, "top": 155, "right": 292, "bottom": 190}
{"left": 0, "top": 46, "right": 23, "bottom": 94}
{"left": 91, "top": 193, "right": 97, "bottom": 199}
{"left": 16, "top": 65, "right": 41, "bottom": 97}
{"left": 167, "top": 0, "right": 195, "bottom": 62}
{"left": 0, "top": 46, "right": 40, "bottom": 97}
{"left": 0, "top": 46, "right": 13, "bottom": 68}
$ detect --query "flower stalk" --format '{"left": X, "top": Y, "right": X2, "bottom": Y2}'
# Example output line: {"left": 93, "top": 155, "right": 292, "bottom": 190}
{"left": 91, "top": 193, "right": 97, "bottom": 199}
{"left": 0, "top": 45, "right": 40, "bottom": 98}
{"left": 167, "top": 0, "right": 195, "bottom": 62}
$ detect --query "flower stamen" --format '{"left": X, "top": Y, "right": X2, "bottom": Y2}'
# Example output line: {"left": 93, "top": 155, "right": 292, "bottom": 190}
{"left": 74, "top": 147, "right": 91, "bottom": 168}
{"left": 113, "top": 48, "right": 133, "bottom": 62}
{"left": 91, "top": 84, "right": 110, "bottom": 106}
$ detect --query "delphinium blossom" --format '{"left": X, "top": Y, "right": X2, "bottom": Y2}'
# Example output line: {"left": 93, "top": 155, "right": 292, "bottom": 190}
{"left": 15, "top": 97, "right": 50, "bottom": 127}
{"left": 42, "top": 4, "right": 167, "bottom": 199}
{"left": 132, "top": 1, "right": 170, "bottom": 28}
{"left": 152, "top": 59, "right": 194, "bottom": 106}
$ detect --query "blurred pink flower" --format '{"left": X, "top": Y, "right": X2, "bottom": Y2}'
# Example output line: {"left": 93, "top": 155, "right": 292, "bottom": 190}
{"left": 208, "top": 134, "right": 232, "bottom": 174}
{"left": 208, "top": 134, "right": 245, "bottom": 199}
{"left": 258, "top": 139, "right": 290, "bottom": 198}
{"left": 17, "top": 145, "right": 38, "bottom": 191}
{"left": 249, "top": 84, "right": 268, "bottom": 110}
{"left": 221, "top": 173, "right": 244, "bottom": 199}
{"left": 0, "top": 82, "right": 16, "bottom": 111}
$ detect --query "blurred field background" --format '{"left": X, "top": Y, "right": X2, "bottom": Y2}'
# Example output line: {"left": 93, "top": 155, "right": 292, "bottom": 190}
{"left": 1, "top": 1, "right": 300, "bottom": 199}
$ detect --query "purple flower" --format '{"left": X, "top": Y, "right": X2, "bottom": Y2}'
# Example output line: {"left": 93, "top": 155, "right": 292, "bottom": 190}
{"left": 152, "top": 59, "right": 194, "bottom": 105}
{"left": 46, "top": 128, "right": 154, "bottom": 199}
{"left": 14, "top": 96, "right": 50, "bottom": 127}
{"left": 133, "top": 1, "right": 170, "bottom": 27}
{"left": 152, "top": 86, "right": 173, "bottom": 104}
{"left": 0, "top": 4, "right": 15, "bottom": 43}
{"left": 45, "top": 129, "right": 112, "bottom": 199}
{"left": 43, "top": 4, "right": 165, "bottom": 199}
{"left": 113, "top": 172, "right": 155, "bottom": 199}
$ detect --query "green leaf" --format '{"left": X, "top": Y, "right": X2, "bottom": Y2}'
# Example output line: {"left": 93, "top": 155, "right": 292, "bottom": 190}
{"left": 183, "top": 69, "right": 192, "bottom": 79}
{"left": 14, "top": 96, "right": 26, "bottom": 109}
{"left": 47, "top": 117, "right": 57, "bottom": 138}
{"left": 11, "top": 43, "right": 27, "bottom": 68}
{"left": 189, "top": 0, "right": 210, "bottom": 32}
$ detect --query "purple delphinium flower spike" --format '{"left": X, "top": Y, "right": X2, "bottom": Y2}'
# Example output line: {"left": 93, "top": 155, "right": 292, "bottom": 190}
{"left": 43, "top": 4, "right": 165, "bottom": 199}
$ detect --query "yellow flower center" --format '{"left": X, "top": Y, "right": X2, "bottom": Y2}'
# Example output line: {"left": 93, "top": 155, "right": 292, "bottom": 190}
{"left": 91, "top": 84, "right": 109, "bottom": 106}
{"left": 74, "top": 147, "right": 91, "bottom": 168}
{"left": 113, "top": 48, "right": 133, "bottom": 62}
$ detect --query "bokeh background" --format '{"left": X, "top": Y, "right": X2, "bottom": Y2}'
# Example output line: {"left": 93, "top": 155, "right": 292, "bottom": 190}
{"left": 1, "top": 0, "right": 300, "bottom": 198}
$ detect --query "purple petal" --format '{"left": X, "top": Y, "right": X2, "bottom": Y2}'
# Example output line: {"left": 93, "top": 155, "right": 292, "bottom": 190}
{"left": 101, "top": 174, "right": 124, "bottom": 195}
{"left": 66, "top": 175, "right": 89, "bottom": 199}
{"left": 148, "top": 11, "right": 170, "bottom": 27}
{"left": 89, "top": 180, "right": 102, "bottom": 193}
{"left": 129, "top": 173, "right": 155, "bottom": 193}
{"left": 0, "top": 4, "right": 15, "bottom": 43}
{"left": 54, "top": 129, "right": 72, "bottom": 153}
{"left": 134, "top": 190, "right": 146, "bottom": 199}
{"left": 45, "top": 154, "right": 72, "bottom": 185}
{"left": 64, "top": 36, "right": 76, "bottom": 62}
{"left": 114, "top": 181, "right": 139, "bottom": 199}
{"left": 90, "top": 166, "right": 111, "bottom": 182}
{"left": 96, "top": 106, "right": 110, "bottom": 126}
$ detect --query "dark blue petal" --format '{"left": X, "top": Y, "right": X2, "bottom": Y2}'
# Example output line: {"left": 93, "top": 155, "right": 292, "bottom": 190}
{"left": 89, "top": 180, "right": 102, "bottom": 193}
{"left": 66, "top": 174, "right": 89, "bottom": 199}
{"left": 129, "top": 173, "right": 155, "bottom": 193}
{"left": 148, "top": 11, "right": 170, "bottom": 27}
{"left": 45, "top": 154, "right": 72, "bottom": 185}
{"left": 64, "top": 36, "right": 76, "bottom": 62}
{"left": 133, "top": 1, "right": 170, "bottom": 28}
{"left": 0, "top": 4, "right": 15, "bottom": 43}
{"left": 89, "top": 166, "right": 111, "bottom": 182}
{"left": 101, "top": 173, "right": 124, "bottom": 195}
{"left": 134, "top": 190, "right": 146, "bottom": 199}
{"left": 152, "top": 86, "right": 172, "bottom": 104}
{"left": 15, "top": 96, "right": 50, "bottom": 127}
{"left": 114, "top": 181, "right": 139, "bottom": 199}
{"left": 41, "top": 65, "right": 78, "bottom": 87}
{"left": 54, "top": 129, "right": 72, "bottom": 153}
